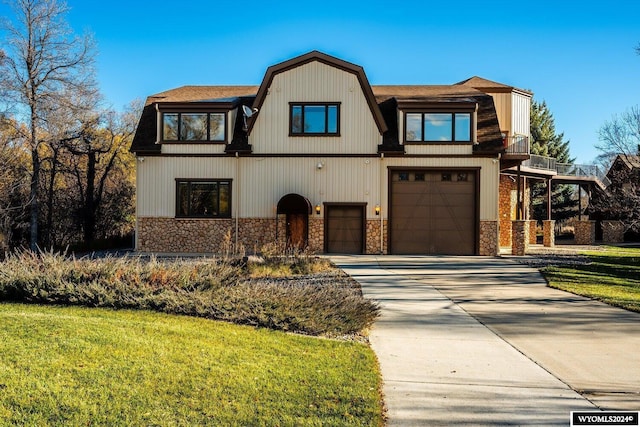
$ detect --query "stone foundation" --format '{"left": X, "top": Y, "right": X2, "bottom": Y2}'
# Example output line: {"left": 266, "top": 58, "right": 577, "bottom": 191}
{"left": 574, "top": 220, "right": 595, "bottom": 245}
{"left": 543, "top": 220, "right": 555, "bottom": 247}
{"left": 138, "top": 217, "right": 235, "bottom": 253}
{"left": 511, "top": 220, "right": 529, "bottom": 256}
{"left": 308, "top": 217, "right": 324, "bottom": 253}
{"left": 602, "top": 220, "right": 625, "bottom": 243}
{"left": 479, "top": 221, "right": 499, "bottom": 256}
{"left": 139, "top": 216, "right": 493, "bottom": 256}
{"left": 366, "top": 219, "right": 388, "bottom": 254}
{"left": 238, "top": 218, "right": 277, "bottom": 254}
{"left": 138, "top": 216, "right": 388, "bottom": 255}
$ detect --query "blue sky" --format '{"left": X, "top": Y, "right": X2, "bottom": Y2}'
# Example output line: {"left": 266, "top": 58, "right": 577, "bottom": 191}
{"left": 1, "top": 0, "right": 639, "bottom": 163}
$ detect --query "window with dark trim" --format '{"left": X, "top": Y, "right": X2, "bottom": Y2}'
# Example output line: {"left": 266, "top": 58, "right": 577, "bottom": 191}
{"left": 290, "top": 103, "right": 340, "bottom": 135}
{"left": 163, "top": 112, "right": 226, "bottom": 142}
{"left": 405, "top": 112, "right": 471, "bottom": 143}
{"left": 176, "top": 180, "right": 231, "bottom": 218}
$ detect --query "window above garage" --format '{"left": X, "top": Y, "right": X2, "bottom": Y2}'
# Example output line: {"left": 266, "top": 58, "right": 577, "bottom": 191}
{"left": 405, "top": 112, "right": 471, "bottom": 143}
{"left": 399, "top": 100, "right": 477, "bottom": 145}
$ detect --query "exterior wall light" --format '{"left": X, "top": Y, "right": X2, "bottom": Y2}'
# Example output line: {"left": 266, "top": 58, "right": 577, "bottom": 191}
{"left": 315, "top": 205, "right": 321, "bottom": 215}
{"left": 375, "top": 205, "right": 380, "bottom": 216}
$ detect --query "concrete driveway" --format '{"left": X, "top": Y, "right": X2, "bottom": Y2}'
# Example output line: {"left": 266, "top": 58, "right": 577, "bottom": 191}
{"left": 331, "top": 255, "right": 640, "bottom": 426}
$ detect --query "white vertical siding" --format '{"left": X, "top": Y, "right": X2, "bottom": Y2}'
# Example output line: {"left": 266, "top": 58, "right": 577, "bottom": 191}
{"left": 162, "top": 144, "right": 226, "bottom": 155}
{"left": 250, "top": 61, "right": 382, "bottom": 154}
{"left": 404, "top": 145, "right": 472, "bottom": 156}
{"left": 511, "top": 92, "right": 531, "bottom": 137}
{"left": 137, "top": 156, "right": 499, "bottom": 221}
{"left": 137, "top": 157, "right": 237, "bottom": 217}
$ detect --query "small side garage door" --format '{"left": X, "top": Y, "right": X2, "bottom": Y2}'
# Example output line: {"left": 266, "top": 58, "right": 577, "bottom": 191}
{"left": 325, "top": 205, "right": 365, "bottom": 254}
{"left": 390, "top": 170, "right": 477, "bottom": 255}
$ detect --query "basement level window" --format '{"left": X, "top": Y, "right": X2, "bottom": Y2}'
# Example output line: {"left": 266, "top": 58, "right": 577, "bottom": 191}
{"left": 290, "top": 103, "right": 340, "bottom": 136}
{"left": 163, "top": 112, "right": 225, "bottom": 142}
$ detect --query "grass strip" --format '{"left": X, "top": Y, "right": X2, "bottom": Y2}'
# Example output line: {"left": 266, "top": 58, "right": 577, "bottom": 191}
{"left": 0, "top": 303, "right": 383, "bottom": 426}
{"left": 541, "top": 246, "right": 640, "bottom": 312}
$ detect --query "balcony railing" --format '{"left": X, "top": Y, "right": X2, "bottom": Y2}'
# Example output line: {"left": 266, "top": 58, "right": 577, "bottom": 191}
{"left": 504, "top": 135, "right": 529, "bottom": 155}
{"left": 521, "top": 156, "right": 611, "bottom": 188}
{"left": 556, "top": 163, "right": 611, "bottom": 187}
{"left": 523, "top": 154, "right": 556, "bottom": 171}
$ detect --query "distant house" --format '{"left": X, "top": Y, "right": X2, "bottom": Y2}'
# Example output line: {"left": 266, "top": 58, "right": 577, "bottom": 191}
{"left": 130, "top": 51, "right": 532, "bottom": 255}
{"left": 589, "top": 154, "right": 640, "bottom": 240}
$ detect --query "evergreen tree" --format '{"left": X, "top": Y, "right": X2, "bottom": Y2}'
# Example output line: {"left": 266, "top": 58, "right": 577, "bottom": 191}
{"left": 529, "top": 100, "right": 576, "bottom": 222}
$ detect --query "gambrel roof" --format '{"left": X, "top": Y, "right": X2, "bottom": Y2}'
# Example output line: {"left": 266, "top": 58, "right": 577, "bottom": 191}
{"left": 130, "top": 52, "right": 505, "bottom": 155}
{"left": 246, "top": 50, "right": 387, "bottom": 135}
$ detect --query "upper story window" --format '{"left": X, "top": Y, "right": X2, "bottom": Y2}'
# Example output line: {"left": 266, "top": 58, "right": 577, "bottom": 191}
{"left": 290, "top": 103, "right": 340, "bottom": 136}
{"left": 405, "top": 112, "right": 471, "bottom": 143}
{"left": 163, "top": 112, "right": 225, "bottom": 142}
{"left": 176, "top": 179, "right": 231, "bottom": 218}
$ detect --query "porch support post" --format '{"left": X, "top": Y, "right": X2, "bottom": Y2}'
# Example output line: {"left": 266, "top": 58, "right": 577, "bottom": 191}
{"left": 511, "top": 220, "right": 529, "bottom": 256}
{"left": 543, "top": 220, "right": 555, "bottom": 247}
{"left": 516, "top": 164, "right": 522, "bottom": 220}
{"left": 578, "top": 184, "right": 583, "bottom": 220}
{"left": 575, "top": 220, "right": 596, "bottom": 245}
{"left": 546, "top": 178, "right": 552, "bottom": 221}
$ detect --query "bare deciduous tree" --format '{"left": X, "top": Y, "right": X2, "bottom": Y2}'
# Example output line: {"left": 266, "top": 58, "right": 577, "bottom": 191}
{"left": 591, "top": 106, "right": 640, "bottom": 236}
{"left": 0, "top": 0, "right": 96, "bottom": 250}
{"left": 63, "top": 102, "right": 138, "bottom": 243}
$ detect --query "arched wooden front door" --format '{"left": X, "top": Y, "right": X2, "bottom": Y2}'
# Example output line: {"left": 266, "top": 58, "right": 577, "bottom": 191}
{"left": 277, "top": 194, "right": 311, "bottom": 251}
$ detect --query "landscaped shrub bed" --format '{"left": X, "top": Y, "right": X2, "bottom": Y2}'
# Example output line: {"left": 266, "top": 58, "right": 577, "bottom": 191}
{"left": 0, "top": 251, "right": 379, "bottom": 336}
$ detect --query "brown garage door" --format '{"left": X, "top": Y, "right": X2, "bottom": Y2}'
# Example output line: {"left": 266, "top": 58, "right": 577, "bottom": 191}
{"left": 390, "top": 170, "right": 477, "bottom": 255}
{"left": 325, "top": 205, "right": 364, "bottom": 254}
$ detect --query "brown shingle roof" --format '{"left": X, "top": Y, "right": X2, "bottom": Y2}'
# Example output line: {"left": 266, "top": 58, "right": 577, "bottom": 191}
{"left": 457, "top": 76, "right": 533, "bottom": 95}
{"left": 373, "top": 84, "right": 484, "bottom": 100}
{"left": 145, "top": 85, "right": 258, "bottom": 105}
{"left": 131, "top": 72, "right": 507, "bottom": 155}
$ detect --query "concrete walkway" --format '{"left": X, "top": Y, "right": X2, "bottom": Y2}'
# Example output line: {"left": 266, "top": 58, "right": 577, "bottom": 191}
{"left": 331, "top": 255, "right": 640, "bottom": 426}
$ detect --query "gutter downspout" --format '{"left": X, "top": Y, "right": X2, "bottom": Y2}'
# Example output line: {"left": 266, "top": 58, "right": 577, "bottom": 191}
{"left": 235, "top": 152, "right": 239, "bottom": 250}
{"left": 155, "top": 104, "right": 161, "bottom": 144}
{"left": 380, "top": 152, "right": 384, "bottom": 254}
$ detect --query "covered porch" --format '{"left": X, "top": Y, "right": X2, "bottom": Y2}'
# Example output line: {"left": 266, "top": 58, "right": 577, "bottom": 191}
{"left": 500, "top": 147, "right": 616, "bottom": 255}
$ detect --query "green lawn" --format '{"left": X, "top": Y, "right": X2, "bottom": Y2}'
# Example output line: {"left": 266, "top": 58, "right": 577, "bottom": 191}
{"left": 542, "top": 245, "right": 640, "bottom": 312}
{"left": 0, "top": 303, "right": 383, "bottom": 426}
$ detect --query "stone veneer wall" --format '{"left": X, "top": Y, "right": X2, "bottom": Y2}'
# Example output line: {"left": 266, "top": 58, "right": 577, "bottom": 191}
{"left": 511, "top": 220, "right": 529, "bottom": 256}
{"left": 574, "top": 220, "right": 596, "bottom": 245}
{"left": 365, "top": 219, "right": 388, "bottom": 254}
{"left": 237, "top": 219, "right": 277, "bottom": 253}
{"left": 498, "top": 174, "right": 533, "bottom": 248}
{"left": 138, "top": 216, "right": 387, "bottom": 254}
{"left": 499, "top": 175, "right": 515, "bottom": 247}
{"left": 529, "top": 220, "right": 538, "bottom": 245}
{"left": 138, "top": 217, "right": 234, "bottom": 253}
{"left": 479, "top": 220, "right": 498, "bottom": 256}
{"left": 308, "top": 217, "right": 324, "bottom": 253}
{"left": 602, "top": 220, "right": 625, "bottom": 244}
{"left": 543, "top": 220, "right": 555, "bottom": 247}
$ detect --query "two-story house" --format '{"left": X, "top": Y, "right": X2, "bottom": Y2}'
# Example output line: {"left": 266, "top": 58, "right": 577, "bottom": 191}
{"left": 130, "top": 51, "right": 532, "bottom": 256}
